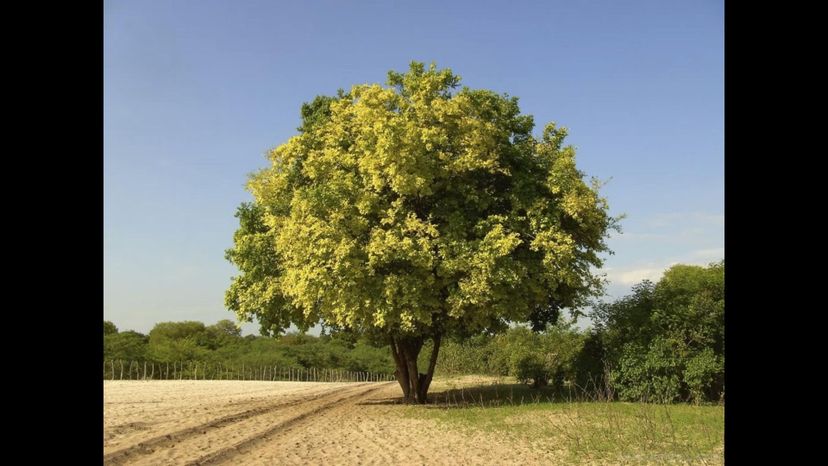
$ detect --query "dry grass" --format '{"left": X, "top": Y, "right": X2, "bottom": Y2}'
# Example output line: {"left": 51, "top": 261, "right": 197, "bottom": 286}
{"left": 103, "top": 378, "right": 723, "bottom": 465}
{"left": 403, "top": 376, "right": 724, "bottom": 465}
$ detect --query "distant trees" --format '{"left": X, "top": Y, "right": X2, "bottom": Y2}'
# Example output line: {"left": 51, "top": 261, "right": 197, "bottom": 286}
{"left": 102, "top": 319, "right": 395, "bottom": 374}
{"left": 104, "top": 330, "right": 149, "bottom": 361}
{"left": 486, "top": 320, "right": 585, "bottom": 389}
{"left": 104, "top": 320, "right": 118, "bottom": 336}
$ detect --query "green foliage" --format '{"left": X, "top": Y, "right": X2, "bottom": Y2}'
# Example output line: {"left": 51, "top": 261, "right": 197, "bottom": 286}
{"left": 684, "top": 348, "right": 724, "bottom": 404}
{"left": 104, "top": 330, "right": 149, "bottom": 361}
{"left": 149, "top": 321, "right": 207, "bottom": 343}
{"left": 205, "top": 319, "right": 243, "bottom": 349}
{"left": 103, "top": 319, "right": 394, "bottom": 374}
{"left": 225, "top": 61, "right": 617, "bottom": 343}
{"left": 436, "top": 335, "right": 495, "bottom": 375}
{"left": 147, "top": 337, "right": 211, "bottom": 363}
{"left": 613, "top": 339, "right": 684, "bottom": 403}
{"left": 488, "top": 320, "right": 585, "bottom": 389}
{"left": 419, "top": 261, "right": 724, "bottom": 404}
{"left": 572, "top": 329, "right": 608, "bottom": 391}
{"left": 593, "top": 261, "right": 724, "bottom": 403}
{"left": 104, "top": 320, "right": 118, "bottom": 336}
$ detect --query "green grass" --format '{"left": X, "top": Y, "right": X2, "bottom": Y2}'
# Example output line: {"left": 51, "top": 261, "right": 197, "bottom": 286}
{"left": 402, "top": 378, "right": 724, "bottom": 465}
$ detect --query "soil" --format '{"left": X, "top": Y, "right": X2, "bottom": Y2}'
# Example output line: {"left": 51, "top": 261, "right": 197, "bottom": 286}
{"left": 103, "top": 380, "right": 554, "bottom": 465}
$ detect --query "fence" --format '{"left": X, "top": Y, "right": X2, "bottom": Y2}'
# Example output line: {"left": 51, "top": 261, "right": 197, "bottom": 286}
{"left": 103, "top": 360, "right": 395, "bottom": 383}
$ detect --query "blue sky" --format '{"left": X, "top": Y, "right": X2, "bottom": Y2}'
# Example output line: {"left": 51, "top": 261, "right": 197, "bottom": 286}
{"left": 104, "top": 0, "right": 723, "bottom": 335}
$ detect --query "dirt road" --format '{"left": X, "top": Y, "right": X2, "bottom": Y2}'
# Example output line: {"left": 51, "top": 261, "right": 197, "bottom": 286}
{"left": 104, "top": 380, "right": 551, "bottom": 465}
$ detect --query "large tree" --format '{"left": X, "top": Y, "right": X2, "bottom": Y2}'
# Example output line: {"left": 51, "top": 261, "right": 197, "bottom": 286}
{"left": 226, "top": 62, "right": 617, "bottom": 403}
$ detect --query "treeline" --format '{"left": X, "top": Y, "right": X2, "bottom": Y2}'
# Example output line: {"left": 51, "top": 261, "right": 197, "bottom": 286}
{"left": 104, "top": 260, "right": 723, "bottom": 404}
{"left": 103, "top": 320, "right": 395, "bottom": 374}
{"left": 432, "top": 261, "right": 724, "bottom": 404}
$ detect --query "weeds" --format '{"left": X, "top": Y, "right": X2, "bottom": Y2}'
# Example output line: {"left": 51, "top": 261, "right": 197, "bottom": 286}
{"left": 403, "top": 376, "right": 724, "bottom": 465}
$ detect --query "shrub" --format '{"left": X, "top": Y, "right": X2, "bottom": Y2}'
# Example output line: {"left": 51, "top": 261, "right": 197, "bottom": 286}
{"left": 684, "top": 348, "right": 724, "bottom": 404}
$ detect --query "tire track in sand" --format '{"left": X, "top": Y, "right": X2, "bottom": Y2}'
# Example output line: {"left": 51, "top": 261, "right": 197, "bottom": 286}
{"left": 184, "top": 382, "right": 394, "bottom": 466}
{"left": 103, "top": 383, "right": 375, "bottom": 465}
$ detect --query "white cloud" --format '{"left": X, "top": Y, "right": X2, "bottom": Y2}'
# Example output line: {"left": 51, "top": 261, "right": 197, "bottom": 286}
{"left": 602, "top": 247, "right": 723, "bottom": 288}
{"left": 606, "top": 266, "right": 665, "bottom": 285}
{"left": 691, "top": 247, "right": 724, "bottom": 261}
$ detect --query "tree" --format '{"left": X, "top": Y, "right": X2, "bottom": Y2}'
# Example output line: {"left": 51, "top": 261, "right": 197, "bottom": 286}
{"left": 148, "top": 321, "right": 213, "bottom": 359}
{"left": 104, "top": 330, "right": 149, "bottom": 361}
{"left": 149, "top": 321, "right": 208, "bottom": 346}
{"left": 225, "top": 62, "right": 617, "bottom": 403}
{"left": 591, "top": 261, "right": 724, "bottom": 403}
{"left": 104, "top": 320, "right": 118, "bottom": 336}
{"left": 205, "top": 319, "right": 243, "bottom": 349}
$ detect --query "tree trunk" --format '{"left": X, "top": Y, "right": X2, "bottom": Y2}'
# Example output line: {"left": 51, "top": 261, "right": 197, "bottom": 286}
{"left": 390, "top": 336, "right": 411, "bottom": 399}
{"left": 391, "top": 334, "right": 442, "bottom": 404}
{"left": 418, "top": 334, "right": 441, "bottom": 401}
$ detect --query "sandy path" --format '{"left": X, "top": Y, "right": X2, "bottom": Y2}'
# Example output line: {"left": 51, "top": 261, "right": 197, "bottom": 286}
{"left": 229, "top": 382, "right": 554, "bottom": 466}
{"left": 104, "top": 380, "right": 558, "bottom": 465}
{"left": 104, "top": 381, "right": 371, "bottom": 464}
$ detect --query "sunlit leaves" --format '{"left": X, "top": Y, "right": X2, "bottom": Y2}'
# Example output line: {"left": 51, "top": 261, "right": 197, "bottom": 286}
{"left": 225, "top": 61, "right": 616, "bottom": 339}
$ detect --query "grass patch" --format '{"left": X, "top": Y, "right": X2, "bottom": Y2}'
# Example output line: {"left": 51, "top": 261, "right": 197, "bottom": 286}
{"left": 402, "top": 377, "right": 724, "bottom": 465}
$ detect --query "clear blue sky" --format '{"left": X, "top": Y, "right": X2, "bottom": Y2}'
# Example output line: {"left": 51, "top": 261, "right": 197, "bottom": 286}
{"left": 104, "top": 0, "right": 723, "bottom": 335}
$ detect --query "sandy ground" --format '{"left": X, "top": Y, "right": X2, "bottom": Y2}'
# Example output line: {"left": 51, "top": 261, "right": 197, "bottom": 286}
{"left": 104, "top": 379, "right": 556, "bottom": 465}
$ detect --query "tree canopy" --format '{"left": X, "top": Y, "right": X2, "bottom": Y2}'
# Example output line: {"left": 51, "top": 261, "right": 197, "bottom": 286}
{"left": 104, "top": 320, "right": 118, "bottom": 336}
{"left": 225, "top": 62, "right": 617, "bottom": 402}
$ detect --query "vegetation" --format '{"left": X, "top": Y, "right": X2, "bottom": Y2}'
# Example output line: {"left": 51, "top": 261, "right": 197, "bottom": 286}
{"left": 412, "top": 260, "right": 725, "bottom": 404}
{"left": 404, "top": 377, "right": 723, "bottom": 464}
{"left": 103, "top": 319, "right": 395, "bottom": 374}
{"left": 104, "top": 260, "right": 723, "bottom": 406}
{"left": 225, "top": 61, "right": 618, "bottom": 402}
{"left": 592, "top": 261, "right": 724, "bottom": 403}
